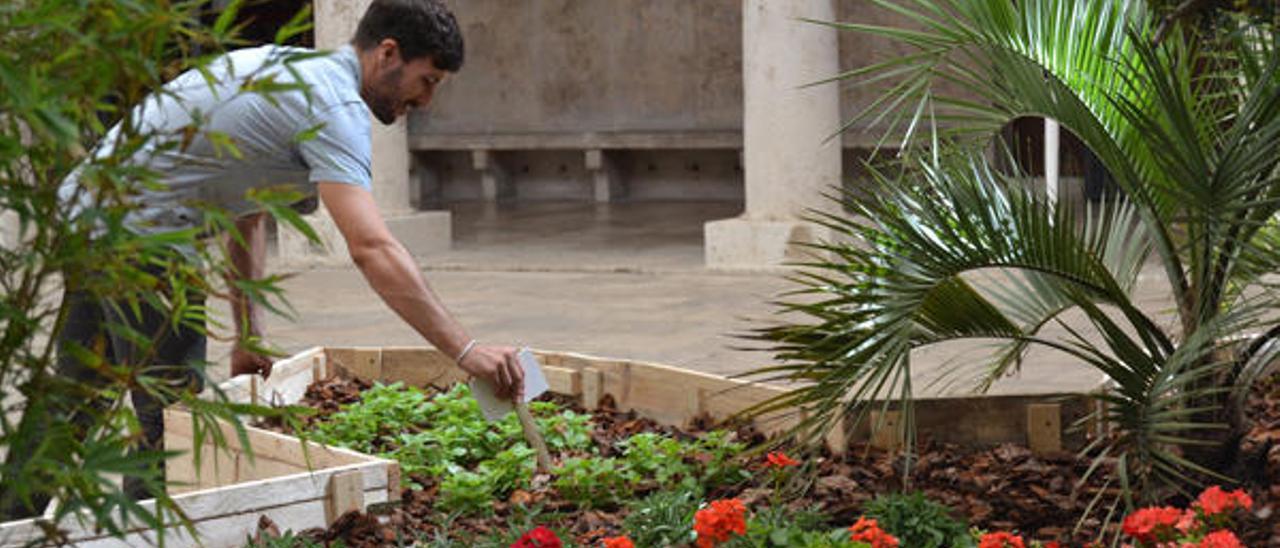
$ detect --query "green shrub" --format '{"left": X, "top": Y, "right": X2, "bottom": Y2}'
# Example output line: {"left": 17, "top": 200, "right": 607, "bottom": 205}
{"left": 307, "top": 381, "right": 751, "bottom": 522}
{"left": 438, "top": 470, "right": 494, "bottom": 515}
{"left": 533, "top": 404, "right": 593, "bottom": 452}
{"left": 621, "top": 487, "right": 701, "bottom": 547}
{"left": 620, "top": 432, "right": 692, "bottom": 486}
{"left": 477, "top": 445, "right": 537, "bottom": 491}
{"left": 553, "top": 456, "right": 630, "bottom": 508}
{"left": 726, "top": 506, "right": 861, "bottom": 548}
{"left": 863, "top": 491, "right": 973, "bottom": 548}
{"left": 310, "top": 382, "right": 434, "bottom": 453}
{"left": 685, "top": 430, "right": 750, "bottom": 489}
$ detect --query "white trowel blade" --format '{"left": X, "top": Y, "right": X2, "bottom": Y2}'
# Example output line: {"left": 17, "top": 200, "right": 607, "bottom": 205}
{"left": 470, "top": 348, "right": 550, "bottom": 421}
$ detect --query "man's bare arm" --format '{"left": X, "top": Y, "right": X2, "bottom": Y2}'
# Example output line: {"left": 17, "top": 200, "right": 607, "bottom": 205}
{"left": 317, "top": 182, "right": 524, "bottom": 397}
{"left": 226, "top": 212, "right": 274, "bottom": 376}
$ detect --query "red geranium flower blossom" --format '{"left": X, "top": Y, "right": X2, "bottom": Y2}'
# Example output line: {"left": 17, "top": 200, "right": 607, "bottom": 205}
{"left": 765, "top": 451, "right": 800, "bottom": 468}
{"left": 1195, "top": 486, "right": 1253, "bottom": 516}
{"left": 1175, "top": 509, "right": 1198, "bottom": 534}
{"left": 978, "top": 531, "right": 1025, "bottom": 548}
{"left": 1197, "top": 529, "right": 1245, "bottom": 548}
{"left": 848, "top": 516, "right": 900, "bottom": 548}
{"left": 1043, "top": 542, "right": 1061, "bottom": 548}
{"left": 511, "top": 526, "right": 562, "bottom": 548}
{"left": 601, "top": 536, "right": 634, "bottom": 548}
{"left": 1122, "top": 506, "right": 1183, "bottom": 543}
{"left": 694, "top": 498, "right": 747, "bottom": 548}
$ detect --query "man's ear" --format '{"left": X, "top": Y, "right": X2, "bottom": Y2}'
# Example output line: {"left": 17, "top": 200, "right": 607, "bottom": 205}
{"left": 378, "top": 38, "right": 400, "bottom": 65}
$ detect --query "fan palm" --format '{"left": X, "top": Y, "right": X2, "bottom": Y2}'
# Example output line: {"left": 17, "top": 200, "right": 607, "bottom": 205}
{"left": 748, "top": 0, "right": 1280, "bottom": 516}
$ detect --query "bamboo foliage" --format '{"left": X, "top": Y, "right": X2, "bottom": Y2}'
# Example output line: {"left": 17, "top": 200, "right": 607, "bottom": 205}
{"left": 0, "top": 1, "right": 315, "bottom": 544}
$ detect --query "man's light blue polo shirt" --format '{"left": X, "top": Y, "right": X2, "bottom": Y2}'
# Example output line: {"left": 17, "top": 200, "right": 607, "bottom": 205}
{"left": 60, "top": 45, "right": 372, "bottom": 234}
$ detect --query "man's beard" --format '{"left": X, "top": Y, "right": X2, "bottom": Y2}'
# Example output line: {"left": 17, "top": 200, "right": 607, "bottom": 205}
{"left": 365, "top": 67, "right": 402, "bottom": 125}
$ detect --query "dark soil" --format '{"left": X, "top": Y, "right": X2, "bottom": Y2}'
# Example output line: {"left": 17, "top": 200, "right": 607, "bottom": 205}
{"left": 251, "top": 372, "right": 1280, "bottom": 547}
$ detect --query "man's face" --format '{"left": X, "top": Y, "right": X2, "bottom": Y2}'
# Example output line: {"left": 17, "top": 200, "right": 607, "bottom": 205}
{"left": 363, "top": 39, "right": 449, "bottom": 125}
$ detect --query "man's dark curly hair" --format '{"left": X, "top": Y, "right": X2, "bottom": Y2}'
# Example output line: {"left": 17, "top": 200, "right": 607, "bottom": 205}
{"left": 353, "top": 0, "right": 464, "bottom": 71}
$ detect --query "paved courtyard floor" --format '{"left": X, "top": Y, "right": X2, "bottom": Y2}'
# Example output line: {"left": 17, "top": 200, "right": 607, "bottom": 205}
{"left": 208, "top": 200, "right": 1177, "bottom": 398}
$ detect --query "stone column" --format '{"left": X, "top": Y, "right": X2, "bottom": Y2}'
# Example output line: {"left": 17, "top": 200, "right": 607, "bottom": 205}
{"left": 278, "top": 0, "right": 451, "bottom": 266}
{"left": 704, "top": 0, "right": 842, "bottom": 269}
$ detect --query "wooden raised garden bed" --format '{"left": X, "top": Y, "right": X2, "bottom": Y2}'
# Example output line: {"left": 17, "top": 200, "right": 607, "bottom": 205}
{"left": 0, "top": 345, "right": 1100, "bottom": 547}
{"left": 0, "top": 348, "right": 398, "bottom": 548}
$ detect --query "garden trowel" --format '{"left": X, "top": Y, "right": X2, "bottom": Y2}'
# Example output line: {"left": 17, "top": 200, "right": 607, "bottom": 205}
{"left": 469, "top": 348, "right": 553, "bottom": 472}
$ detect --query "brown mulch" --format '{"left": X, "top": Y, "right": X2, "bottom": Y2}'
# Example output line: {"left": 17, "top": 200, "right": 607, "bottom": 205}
{"left": 249, "top": 373, "right": 1280, "bottom": 547}
{"left": 1235, "top": 371, "right": 1280, "bottom": 546}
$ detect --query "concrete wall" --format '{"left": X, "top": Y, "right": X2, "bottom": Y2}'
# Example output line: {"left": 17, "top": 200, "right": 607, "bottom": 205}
{"left": 413, "top": 1, "right": 940, "bottom": 143}
{"left": 412, "top": 0, "right": 743, "bottom": 135}
{"left": 405, "top": 1, "right": 972, "bottom": 209}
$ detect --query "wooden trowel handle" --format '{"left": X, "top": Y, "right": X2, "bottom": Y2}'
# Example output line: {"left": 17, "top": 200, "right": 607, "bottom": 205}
{"left": 515, "top": 402, "right": 553, "bottom": 473}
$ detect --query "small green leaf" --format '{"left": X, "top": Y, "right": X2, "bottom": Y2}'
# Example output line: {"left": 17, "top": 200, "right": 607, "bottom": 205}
{"left": 292, "top": 122, "right": 325, "bottom": 144}
{"left": 212, "top": 0, "right": 245, "bottom": 37}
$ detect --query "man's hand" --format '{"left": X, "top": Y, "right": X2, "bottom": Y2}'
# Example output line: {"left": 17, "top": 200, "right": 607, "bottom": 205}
{"left": 457, "top": 345, "right": 524, "bottom": 401}
{"left": 231, "top": 346, "right": 274, "bottom": 378}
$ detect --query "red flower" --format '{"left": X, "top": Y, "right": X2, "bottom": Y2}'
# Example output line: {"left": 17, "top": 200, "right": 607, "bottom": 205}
{"left": 1195, "top": 486, "right": 1253, "bottom": 516}
{"left": 848, "top": 517, "right": 900, "bottom": 548}
{"left": 601, "top": 536, "right": 634, "bottom": 548}
{"left": 1197, "top": 530, "right": 1245, "bottom": 548}
{"left": 694, "top": 498, "right": 747, "bottom": 548}
{"left": 1122, "top": 507, "right": 1183, "bottom": 543}
{"left": 765, "top": 451, "right": 800, "bottom": 468}
{"left": 978, "top": 531, "right": 1025, "bottom": 548}
{"left": 511, "top": 526, "right": 562, "bottom": 548}
{"left": 1044, "top": 542, "right": 1062, "bottom": 548}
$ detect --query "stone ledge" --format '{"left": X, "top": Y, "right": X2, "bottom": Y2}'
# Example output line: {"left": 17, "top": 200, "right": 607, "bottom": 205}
{"left": 703, "top": 217, "right": 829, "bottom": 269}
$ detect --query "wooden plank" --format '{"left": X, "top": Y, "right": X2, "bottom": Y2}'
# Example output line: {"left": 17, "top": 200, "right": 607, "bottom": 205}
{"left": 869, "top": 411, "right": 902, "bottom": 451}
{"left": 328, "top": 347, "right": 382, "bottom": 381}
{"left": 123, "top": 499, "right": 331, "bottom": 548}
{"left": 543, "top": 366, "right": 581, "bottom": 396}
{"left": 249, "top": 374, "right": 260, "bottom": 406}
{"left": 557, "top": 354, "right": 633, "bottom": 409}
{"left": 533, "top": 350, "right": 563, "bottom": 367}
{"left": 312, "top": 353, "right": 327, "bottom": 381}
{"left": 385, "top": 463, "right": 403, "bottom": 502}
{"left": 824, "top": 414, "right": 849, "bottom": 456}
{"left": 686, "top": 387, "right": 706, "bottom": 421}
{"left": 549, "top": 353, "right": 793, "bottom": 435}
{"left": 1026, "top": 403, "right": 1062, "bottom": 454}
{"left": 546, "top": 350, "right": 797, "bottom": 433}
{"left": 235, "top": 453, "right": 308, "bottom": 483}
{"left": 165, "top": 430, "right": 237, "bottom": 493}
{"left": 581, "top": 367, "right": 604, "bottom": 410}
{"left": 164, "top": 409, "right": 374, "bottom": 470}
{"left": 218, "top": 375, "right": 256, "bottom": 405}
{"left": 0, "top": 460, "right": 391, "bottom": 547}
{"left": 324, "top": 347, "right": 356, "bottom": 376}
{"left": 257, "top": 347, "right": 325, "bottom": 406}
{"left": 380, "top": 347, "right": 466, "bottom": 387}
{"left": 700, "top": 381, "right": 789, "bottom": 420}
{"left": 324, "top": 470, "right": 365, "bottom": 525}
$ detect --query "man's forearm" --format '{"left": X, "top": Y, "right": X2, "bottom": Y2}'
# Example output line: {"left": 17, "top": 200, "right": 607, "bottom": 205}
{"left": 351, "top": 239, "right": 471, "bottom": 359}
{"left": 227, "top": 213, "right": 266, "bottom": 338}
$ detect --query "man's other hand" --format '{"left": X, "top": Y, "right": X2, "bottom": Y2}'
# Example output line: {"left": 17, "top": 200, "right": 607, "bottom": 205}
{"left": 231, "top": 346, "right": 274, "bottom": 378}
{"left": 457, "top": 345, "right": 524, "bottom": 401}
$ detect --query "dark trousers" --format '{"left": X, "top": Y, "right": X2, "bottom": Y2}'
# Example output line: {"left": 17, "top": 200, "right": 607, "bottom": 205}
{"left": 0, "top": 282, "right": 206, "bottom": 519}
